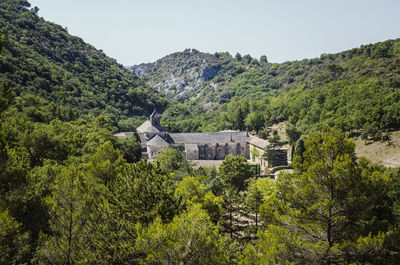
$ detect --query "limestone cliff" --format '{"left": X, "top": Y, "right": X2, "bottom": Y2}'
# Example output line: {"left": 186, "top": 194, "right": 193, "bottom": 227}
{"left": 128, "top": 49, "right": 221, "bottom": 107}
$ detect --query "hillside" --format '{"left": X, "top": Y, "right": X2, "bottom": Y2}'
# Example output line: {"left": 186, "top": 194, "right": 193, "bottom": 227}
{"left": 354, "top": 131, "right": 400, "bottom": 167}
{"left": 130, "top": 40, "right": 400, "bottom": 142}
{"left": 129, "top": 49, "right": 220, "bottom": 107}
{"left": 128, "top": 49, "right": 271, "bottom": 109}
{"left": 129, "top": 40, "right": 400, "bottom": 113}
{"left": 0, "top": 0, "right": 169, "bottom": 130}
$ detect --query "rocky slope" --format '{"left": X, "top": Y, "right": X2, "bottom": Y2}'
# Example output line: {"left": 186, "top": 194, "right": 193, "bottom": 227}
{"left": 128, "top": 49, "right": 221, "bottom": 106}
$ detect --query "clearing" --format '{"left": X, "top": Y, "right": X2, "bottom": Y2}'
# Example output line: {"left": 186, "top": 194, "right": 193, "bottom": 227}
{"left": 354, "top": 131, "right": 400, "bottom": 168}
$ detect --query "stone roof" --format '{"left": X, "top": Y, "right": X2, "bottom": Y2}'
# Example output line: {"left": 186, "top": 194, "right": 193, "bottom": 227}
{"left": 114, "top": 132, "right": 136, "bottom": 138}
{"left": 116, "top": 129, "right": 272, "bottom": 153}
{"left": 147, "top": 135, "right": 169, "bottom": 146}
{"left": 169, "top": 131, "right": 249, "bottom": 144}
{"left": 137, "top": 133, "right": 147, "bottom": 144}
{"left": 136, "top": 120, "right": 166, "bottom": 133}
{"left": 248, "top": 136, "right": 269, "bottom": 149}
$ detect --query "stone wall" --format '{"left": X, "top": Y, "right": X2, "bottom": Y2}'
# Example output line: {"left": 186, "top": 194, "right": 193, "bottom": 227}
{"left": 186, "top": 150, "right": 199, "bottom": 160}
{"left": 197, "top": 142, "right": 249, "bottom": 160}
{"left": 147, "top": 145, "right": 165, "bottom": 159}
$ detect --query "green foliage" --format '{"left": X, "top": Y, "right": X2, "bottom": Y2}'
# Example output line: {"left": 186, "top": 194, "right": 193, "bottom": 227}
{"left": 117, "top": 116, "right": 145, "bottom": 132}
{"left": 245, "top": 111, "right": 265, "bottom": 133}
{"left": 0, "top": 208, "right": 29, "bottom": 264}
{"left": 269, "top": 165, "right": 292, "bottom": 174}
{"left": 135, "top": 204, "right": 238, "bottom": 265}
{"left": 21, "top": 125, "right": 69, "bottom": 166}
{"left": 0, "top": 83, "right": 15, "bottom": 115}
{"left": 1, "top": 1, "right": 400, "bottom": 263}
{"left": 260, "top": 55, "right": 268, "bottom": 64}
{"left": 86, "top": 141, "right": 126, "bottom": 185}
{"left": 285, "top": 125, "right": 302, "bottom": 158}
{"left": 244, "top": 178, "right": 263, "bottom": 228}
{"left": 115, "top": 134, "right": 142, "bottom": 163}
{"left": 246, "top": 128, "right": 393, "bottom": 264}
{"left": 110, "top": 160, "right": 177, "bottom": 225}
{"left": 219, "top": 155, "right": 252, "bottom": 192}
{"left": 142, "top": 39, "right": 400, "bottom": 138}
{"left": 384, "top": 168, "right": 400, "bottom": 262}
{"left": 251, "top": 146, "right": 260, "bottom": 162}
{"left": 262, "top": 132, "right": 284, "bottom": 165}
{"left": 34, "top": 164, "right": 93, "bottom": 264}
{"left": 244, "top": 178, "right": 277, "bottom": 238}
{"left": 0, "top": 0, "right": 169, "bottom": 129}
{"left": 219, "top": 155, "right": 253, "bottom": 240}
{"left": 154, "top": 147, "right": 193, "bottom": 181}
{"left": 175, "top": 176, "right": 223, "bottom": 223}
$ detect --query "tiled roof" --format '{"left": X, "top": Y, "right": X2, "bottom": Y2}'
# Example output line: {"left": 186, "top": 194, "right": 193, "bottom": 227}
{"left": 136, "top": 120, "right": 166, "bottom": 133}
{"left": 248, "top": 136, "right": 269, "bottom": 149}
{"left": 116, "top": 130, "right": 272, "bottom": 152}
{"left": 114, "top": 132, "right": 136, "bottom": 138}
{"left": 137, "top": 133, "right": 147, "bottom": 144}
{"left": 147, "top": 134, "right": 169, "bottom": 146}
{"left": 170, "top": 131, "right": 249, "bottom": 144}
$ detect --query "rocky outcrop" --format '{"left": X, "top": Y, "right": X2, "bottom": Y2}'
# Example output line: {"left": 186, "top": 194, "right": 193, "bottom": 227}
{"left": 201, "top": 65, "right": 219, "bottom": 81}
{"left": 127, "top": 49, "right": 221, "bottom": 104}
{"left": 126, "top": 49, "right": 271, "bottom": 110}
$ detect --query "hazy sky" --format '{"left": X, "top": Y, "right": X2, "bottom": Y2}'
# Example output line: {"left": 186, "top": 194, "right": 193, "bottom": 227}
{"left": 29, "top": 0, "right": 400, "bottom": 66}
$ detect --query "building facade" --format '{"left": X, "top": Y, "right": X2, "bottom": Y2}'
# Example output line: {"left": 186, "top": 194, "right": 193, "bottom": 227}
{"left": 115, "top": 110, "right": 288, "bottom": 166}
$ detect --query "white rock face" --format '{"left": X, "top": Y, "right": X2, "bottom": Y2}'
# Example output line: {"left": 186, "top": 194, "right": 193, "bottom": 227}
{"left": 127, "top": 49, "right": 221, "bottom": 108}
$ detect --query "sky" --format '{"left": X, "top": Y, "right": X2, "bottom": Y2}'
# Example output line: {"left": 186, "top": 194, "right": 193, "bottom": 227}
{"left": 29, "top": 0, "right": 400, "bottom": 66}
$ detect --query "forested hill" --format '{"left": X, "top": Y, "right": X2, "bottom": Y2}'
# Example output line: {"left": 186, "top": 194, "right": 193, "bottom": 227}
{"left": 129, "top": 40, "right": 400, "bottom": 112}
{"left": 135, "top": 40, "right": 400, "bottom": 136}
{"left": 0, "top": 0, "right": 169, "bottom": 127}
{"left": 128, "top": 49, "right": 270, "bottom": 109}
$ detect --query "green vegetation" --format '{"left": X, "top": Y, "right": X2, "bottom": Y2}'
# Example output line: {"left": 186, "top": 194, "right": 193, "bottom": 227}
{"left": 241, "top": 128, "right": 400, "bottom": 264}
{"left": 1, "top": 0, "right": 400, "bottom": 264}
{"left": 0, "top": 0, "right": 169, "bottom": 131}
{"left": 145, "top": 39, "right": 400, "bottom": 142}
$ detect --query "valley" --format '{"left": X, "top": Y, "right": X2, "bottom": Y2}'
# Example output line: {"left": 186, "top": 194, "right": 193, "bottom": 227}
{"left": 1, "top": 0, "right": 400, "bottom": 264}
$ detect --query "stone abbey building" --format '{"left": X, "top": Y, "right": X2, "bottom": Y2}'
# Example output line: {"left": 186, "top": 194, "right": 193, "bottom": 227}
{"left": 115, "top": 110, "right": 288, "bottom": 167}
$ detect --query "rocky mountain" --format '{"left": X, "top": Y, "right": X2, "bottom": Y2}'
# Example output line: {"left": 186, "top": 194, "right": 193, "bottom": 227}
{"left": 129, "top": 39, "right": 400, "bottom": 116}
{"left": 128, "top": 49, "right": 222, "bottom": 107}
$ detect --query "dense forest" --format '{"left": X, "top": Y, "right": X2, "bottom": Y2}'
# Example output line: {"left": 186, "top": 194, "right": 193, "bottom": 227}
{"left": 1, "top": 0, "right": 400, "bottom": 264}
{"left": 2, "top": 92, "right": 400, "bottom": 264}
{"left": 0, "top": 0, "right": 169, "bottom": 132}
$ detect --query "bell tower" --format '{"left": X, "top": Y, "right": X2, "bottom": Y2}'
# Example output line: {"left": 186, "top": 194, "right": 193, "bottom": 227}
{"left": 150, "top": 109, "right": 161, "bottom": 127}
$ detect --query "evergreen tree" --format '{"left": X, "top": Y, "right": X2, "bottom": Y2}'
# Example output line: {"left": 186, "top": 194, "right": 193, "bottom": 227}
{"left": 174, "top": 176, "right": 223, "bottom": 223}
{"left": 244, "top": 178, "right": 263, "bottom": 231}
{"left": 219, "top": 155, "right": 252, "bottom": 239}
{"left": 86, "top": 141, "right": 126, "bottom": 185}
{"left": 135, "top": 204, "right": 238, "bottom": 265}
{"left": 243, "top": 128, "right": 391, "bottom": 264}
{"left": 35, "top": 164, "right": 93, "bottom": 264}
{"left": 0, "top": 208, "right": 29, "bottom": 264}
{"left": 285, "top": 125, "right": 302, "bottom": 159}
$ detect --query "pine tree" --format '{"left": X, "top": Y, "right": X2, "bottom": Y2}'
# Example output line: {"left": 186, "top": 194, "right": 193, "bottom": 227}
{"left": 243, "top": 127, "right": 391, "bottom": 264}
{"left": 135, "top": 204, "right": 238, "bottom": 265}
{"left": 34, "top": 164, "right": 93, "bottom": 264}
